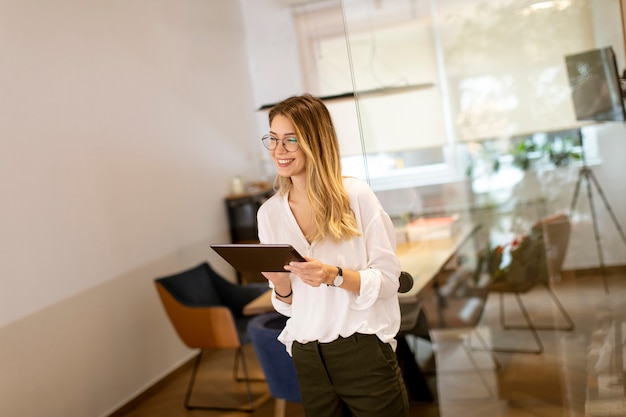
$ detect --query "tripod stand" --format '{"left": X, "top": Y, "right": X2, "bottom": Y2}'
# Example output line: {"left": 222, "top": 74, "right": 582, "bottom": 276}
{"left": 569, "top": 134, "right": 626, "bottom": 294}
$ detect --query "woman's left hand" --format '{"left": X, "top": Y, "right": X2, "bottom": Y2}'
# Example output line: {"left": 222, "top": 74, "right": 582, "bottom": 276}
{"left": 284, "top": 257, "right": 331, "bottom": 287}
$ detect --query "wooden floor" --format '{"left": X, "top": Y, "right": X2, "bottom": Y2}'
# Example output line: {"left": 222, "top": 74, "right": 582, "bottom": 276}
{"left": 111, "top": 268, "right": 626, "bottom": 417}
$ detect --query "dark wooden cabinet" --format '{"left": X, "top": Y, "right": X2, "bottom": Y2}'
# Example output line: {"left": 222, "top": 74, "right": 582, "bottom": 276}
{"left": 225, "top": 184, "right": 274, "bottom": 243}
{"left": 224, "top": 184, "right": 274, "bottom": 283}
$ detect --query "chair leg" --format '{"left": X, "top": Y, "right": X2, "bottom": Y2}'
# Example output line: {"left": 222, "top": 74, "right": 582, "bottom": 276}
{"left": 433, "top": 330, "right": 497, "bottom": 401}
{"left": 234, "top": 345, "right": 265, "bottom": 383}
{"left": 184, "top": 348, "right": 259, "bottom": 412}
{"left": 466, "top": 329, "right": 500, "bottom": 370}
{"left": 183, "top": 351, "right": 203, "bottom": 409}
{"left": 500, "top": 283, "right": 575, "bottom": 331}
{"left": 237, "top": 346, "right": 256, "bottom": 410}
{"left": 458, "top": 340, "right": 496, "bottom": 399}
{"left": 544, "top": 283, "right": 575, "bottom": 330}
{"left": 274, "top": 398, "right": 287, "bottom": 417}
{"left": 492, "top": 292, "right": 543, "bottom": 354}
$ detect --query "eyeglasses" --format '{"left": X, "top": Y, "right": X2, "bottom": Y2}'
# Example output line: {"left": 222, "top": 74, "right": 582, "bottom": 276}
{"left": 261, "top": 135, "right": 299, "bottom": 152}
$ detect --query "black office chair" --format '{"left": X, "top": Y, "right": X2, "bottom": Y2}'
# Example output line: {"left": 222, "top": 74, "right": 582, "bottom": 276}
{"left": 395, "top": 271, "right": 439, "bottom": 403}
{"left": 154, "top": 262, "right": 268, "bottom": 412}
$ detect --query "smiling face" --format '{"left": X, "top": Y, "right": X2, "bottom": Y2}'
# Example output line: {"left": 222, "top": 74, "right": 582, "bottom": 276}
{"left": 268, "top": 114, "right": 307, "bottom": 181}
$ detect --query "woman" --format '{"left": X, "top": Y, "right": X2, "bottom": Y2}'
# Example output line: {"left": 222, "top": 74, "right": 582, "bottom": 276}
{"left": 257, "top": 94, "right": 409, "bottom": 417}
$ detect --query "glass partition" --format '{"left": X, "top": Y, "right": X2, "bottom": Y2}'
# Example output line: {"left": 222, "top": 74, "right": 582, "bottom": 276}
{"left": 242, "top": 0, "right": 626, "bottom": 268}
{"left": 288, "top": 0, "right": 624, "bottom": 213}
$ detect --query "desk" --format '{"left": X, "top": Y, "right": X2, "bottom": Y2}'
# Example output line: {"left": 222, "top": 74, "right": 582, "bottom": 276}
{"left": 243, "top": 289, "right": 272, "bottom": 316}
{"left": 396, "top": 224, "right": 479, "bottom": 301}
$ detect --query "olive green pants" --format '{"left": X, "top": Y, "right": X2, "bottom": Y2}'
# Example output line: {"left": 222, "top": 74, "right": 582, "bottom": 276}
{"left": 291, "top": 333, "right": 409, "bottom": 417}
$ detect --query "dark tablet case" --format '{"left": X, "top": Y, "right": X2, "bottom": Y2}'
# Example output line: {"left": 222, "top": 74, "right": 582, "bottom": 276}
{"left": 210, "top": 243, "right": 306, "bottom": 273}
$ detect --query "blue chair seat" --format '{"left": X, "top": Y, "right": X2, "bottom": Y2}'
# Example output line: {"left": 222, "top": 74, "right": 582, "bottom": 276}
{"left": 247, "top": 312, "right": 301, "bottom": 408}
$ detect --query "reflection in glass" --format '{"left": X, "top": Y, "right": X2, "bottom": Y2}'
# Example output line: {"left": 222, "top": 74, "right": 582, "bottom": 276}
{"left": 245, "top": 0, "right": 623, "bottom": 215}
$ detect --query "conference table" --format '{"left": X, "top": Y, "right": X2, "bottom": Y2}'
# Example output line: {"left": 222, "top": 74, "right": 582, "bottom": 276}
{"left": 242, "top": 224, "right": 480, "bottom": 402}
{"left": 396, "top": 224, "right": 479, "bottom": 300}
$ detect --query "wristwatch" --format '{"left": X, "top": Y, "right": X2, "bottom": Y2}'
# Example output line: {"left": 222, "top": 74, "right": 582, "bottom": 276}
{"left": 330, "top": 266, "right": 343, "bottom": 287}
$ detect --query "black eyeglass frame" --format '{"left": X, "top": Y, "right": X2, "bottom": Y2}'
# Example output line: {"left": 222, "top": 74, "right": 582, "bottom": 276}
{"left": 261, "top": 135, "right": 300, "bottom": 152}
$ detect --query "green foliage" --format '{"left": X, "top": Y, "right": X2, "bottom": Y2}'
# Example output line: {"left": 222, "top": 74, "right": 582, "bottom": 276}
{"left": 466, "top": 129, "right": 583, "bottom": 178}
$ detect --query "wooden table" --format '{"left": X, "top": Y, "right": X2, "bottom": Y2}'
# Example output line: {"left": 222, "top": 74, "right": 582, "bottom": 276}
{"left": 243, "top": 290, "right": 272, "bottom": 316}
{"left": 396, "top": 224, "right": 480, "bottom": 301}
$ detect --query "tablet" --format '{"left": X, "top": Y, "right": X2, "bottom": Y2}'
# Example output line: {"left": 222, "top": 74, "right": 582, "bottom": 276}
{"left": 210, "top": 243, "right": 306, "bottom": 273}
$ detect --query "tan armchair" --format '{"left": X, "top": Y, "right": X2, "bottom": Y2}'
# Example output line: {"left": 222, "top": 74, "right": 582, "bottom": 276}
{"left": 154, "top": 262, "right": 268, "bottom": 412}
{"left": 485, "top": 212, "right": 575, "bottom": 354}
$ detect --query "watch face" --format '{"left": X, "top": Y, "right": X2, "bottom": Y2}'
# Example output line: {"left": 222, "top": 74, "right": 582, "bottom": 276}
{"left": 333, "top": 275, "right": 344, "bottom": 286}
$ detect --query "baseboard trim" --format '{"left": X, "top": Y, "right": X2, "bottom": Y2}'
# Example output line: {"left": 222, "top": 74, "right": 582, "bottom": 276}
{"left": 107, "top": 355, "right": 197, "bottom": 417}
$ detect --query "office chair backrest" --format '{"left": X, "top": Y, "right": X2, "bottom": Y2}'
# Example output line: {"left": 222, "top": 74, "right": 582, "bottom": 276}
{"left": 398, "top": 271, "right": 414, "bottom": 294}
{"left": 539, "top": 213, "right": 571, "bottom": 280}
{"left": 155, "top": 262, "right": 243, "bottom": 350}
{"left": 155, "top": 282, "right": 241, "bottom": 349}
{"left": 156, "top": 263, "right": 222, "bottom": 307}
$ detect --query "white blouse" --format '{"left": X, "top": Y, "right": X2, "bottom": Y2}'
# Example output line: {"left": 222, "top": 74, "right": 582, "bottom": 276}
{"left": 257, "top": 177, "right": 402, "bottom": 355}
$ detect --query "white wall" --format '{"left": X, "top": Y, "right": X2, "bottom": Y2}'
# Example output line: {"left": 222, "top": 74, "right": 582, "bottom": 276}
{"left": 239, "top": 0, "right": 308, "bottom": 150}
{"left": 0, "top": 1, "right": 261, "bottom": 416}
{"left": 546, "top": 123, "right": 626, "bottom": 270}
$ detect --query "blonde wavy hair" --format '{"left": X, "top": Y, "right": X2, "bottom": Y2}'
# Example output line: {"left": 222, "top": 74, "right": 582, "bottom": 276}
{"left": 268, "top": 94, "right": 361, "bottom": 242}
